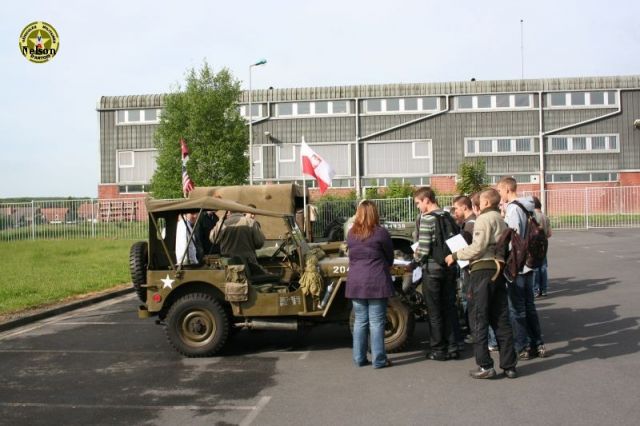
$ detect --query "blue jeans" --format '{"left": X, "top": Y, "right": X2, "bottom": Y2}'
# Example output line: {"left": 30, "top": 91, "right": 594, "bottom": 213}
{"left": 533, "top": 257, "right": 549, "bottom": 295}
{"left": 507, "top": 272, "right": 544, "bottom": 352}
{"left": 352, "top": 298, "right": 388, "bottom": 368}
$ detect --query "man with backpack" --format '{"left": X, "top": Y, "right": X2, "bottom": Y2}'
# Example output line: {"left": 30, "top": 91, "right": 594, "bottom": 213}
{"left": 445, "top": 189, "right": 517, "bottom": 379}
{"left": 413, "top": 187, "right": 460, "bottom": 361}
{"left": 496, "top": 177, "right": 547, "bottom": 361}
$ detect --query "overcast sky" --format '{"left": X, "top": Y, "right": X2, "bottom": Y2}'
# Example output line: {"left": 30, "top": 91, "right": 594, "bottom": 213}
{"left": 1, "top": 0, "right": 639, "bottom": 198}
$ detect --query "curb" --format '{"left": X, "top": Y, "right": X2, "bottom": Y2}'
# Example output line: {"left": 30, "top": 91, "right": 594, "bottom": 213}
{"left": 0, "top": 287, "right": 134, "bottom": 333}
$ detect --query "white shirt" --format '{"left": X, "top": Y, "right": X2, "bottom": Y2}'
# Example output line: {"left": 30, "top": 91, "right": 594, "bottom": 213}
{"left": 175, "top": 217, "right": 197, "bottom": 265}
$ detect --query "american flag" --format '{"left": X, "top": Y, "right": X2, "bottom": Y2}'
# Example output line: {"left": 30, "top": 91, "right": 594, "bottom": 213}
{"left": 180, "top": 139, "right": 195, "bottom": 197}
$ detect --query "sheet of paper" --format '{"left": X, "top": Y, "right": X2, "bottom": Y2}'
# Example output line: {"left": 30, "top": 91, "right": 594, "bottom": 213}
{"left": 411, "top": 242, "right": 419, "bottom": 252}
{"left": 445, "top": 234, "right": 469, "bottom": 268}
{"left": 412, "top": 265, "right": 422, "bottom": 282}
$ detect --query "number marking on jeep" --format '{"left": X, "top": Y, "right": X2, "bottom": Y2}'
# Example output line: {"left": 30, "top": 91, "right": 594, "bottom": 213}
{"left": 332, "top": 265, "right": 349, "bottom": 274}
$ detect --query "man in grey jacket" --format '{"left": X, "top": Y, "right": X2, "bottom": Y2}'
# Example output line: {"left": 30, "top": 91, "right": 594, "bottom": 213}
{"left": 497, "top": 177, "right": 546, "bottom": 361}
{"left": 446, "top": 189, "right": 517, "bottom": 379}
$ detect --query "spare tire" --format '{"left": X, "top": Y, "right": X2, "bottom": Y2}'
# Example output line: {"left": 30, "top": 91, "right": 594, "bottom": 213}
{"left": 129, "top": 241, "right": 148, "bottom": 303}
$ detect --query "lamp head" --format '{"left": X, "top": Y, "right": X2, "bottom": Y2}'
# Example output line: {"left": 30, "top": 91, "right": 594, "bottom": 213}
{"left": 253, "top": 59, "right": 267, "bottom": 66}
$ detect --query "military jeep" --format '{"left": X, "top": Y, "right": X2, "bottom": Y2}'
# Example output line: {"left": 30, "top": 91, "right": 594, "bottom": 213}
{"left": 130, "top": 195, "right": 414, "bottom": 357}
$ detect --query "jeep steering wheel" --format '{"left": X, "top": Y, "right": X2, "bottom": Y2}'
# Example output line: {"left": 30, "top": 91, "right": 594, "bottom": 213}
{"left": 270, "top": 233, "right": 292, "bottom": 260}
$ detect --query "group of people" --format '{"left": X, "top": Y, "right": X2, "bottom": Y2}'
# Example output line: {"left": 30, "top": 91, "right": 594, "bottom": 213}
{"left": 174, "top": 205, "right": 265, "bottom": 267}
{"left": 345, "top": 176, "right": 552, "bottom": 379}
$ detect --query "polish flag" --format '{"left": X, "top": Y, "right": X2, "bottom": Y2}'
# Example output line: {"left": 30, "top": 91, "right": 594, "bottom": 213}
{"left": 300, "top": 137, "right": 335, "bottom": 194}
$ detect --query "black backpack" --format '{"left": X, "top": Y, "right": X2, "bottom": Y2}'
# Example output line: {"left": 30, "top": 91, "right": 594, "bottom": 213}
{"left": 427, "top": 210, "right": 460, "bottom": 267}
{"left": 499, "top": 201, "right": 548, "bottom": 280}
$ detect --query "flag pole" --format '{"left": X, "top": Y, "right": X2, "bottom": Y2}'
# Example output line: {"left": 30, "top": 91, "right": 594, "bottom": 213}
{"left": 301, "top": 136, "right": 307, "bottom": 234}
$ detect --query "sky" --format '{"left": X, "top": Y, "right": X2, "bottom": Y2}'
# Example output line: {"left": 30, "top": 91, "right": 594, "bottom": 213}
{"left": 1, "top": 0, "right": 639, "bottom": 198}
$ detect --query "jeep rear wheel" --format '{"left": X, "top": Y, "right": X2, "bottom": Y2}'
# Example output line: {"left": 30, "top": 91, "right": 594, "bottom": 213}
{"left": 349, "top": 297, "right": 414, "bottom": 353}
{"left": 129, "top": 241, "right": 148, "bottom": 303}
{"left": 165, "top": 293, "right": 229, "bottom": 357}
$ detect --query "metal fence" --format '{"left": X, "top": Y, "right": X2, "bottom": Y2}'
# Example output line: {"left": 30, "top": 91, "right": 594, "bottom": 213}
{"left": 1, "top": 187, "right": 639, "bottom": 242}
{"left": 0, "top": 198, "right": 147, "bottom": 242}
{"left": 522, "top": 186, "right": 640, "bottom": 230}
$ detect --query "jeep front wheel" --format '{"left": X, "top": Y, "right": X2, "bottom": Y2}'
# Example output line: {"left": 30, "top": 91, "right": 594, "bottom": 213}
{"left": 165, "top": 293, "right": 229, "bottom": 357}
{"left": 384, "top": 297, "right": 415, "bottom": 353}
{"left": 349, "top": 297, "right": 415, "bottom": 353}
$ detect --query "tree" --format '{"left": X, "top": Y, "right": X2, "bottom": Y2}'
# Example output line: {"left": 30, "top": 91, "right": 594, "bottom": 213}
{"left": 456, "top": 159, "right": 489, "bottom": 195}
{"left": 150, "top": 63, "right": 248, "bottom": 198}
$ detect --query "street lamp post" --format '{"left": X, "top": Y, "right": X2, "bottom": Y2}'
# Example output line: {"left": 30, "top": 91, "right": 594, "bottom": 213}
{"left": 249, "top": 59, "right": 267, "bottom": 185}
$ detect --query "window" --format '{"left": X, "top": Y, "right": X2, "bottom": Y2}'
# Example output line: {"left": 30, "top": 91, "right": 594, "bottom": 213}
{"left": 366, "top": 99, "right": 382, "bottom": 112}
{"left": 332, "top": 101, "right": 348, "bottom": 113}
{"left": 412, "top": 141, "right": 430, "bottom": 158}
{"left": 315, "top": 101, "right": 328, "bottom": 114}
{"left": 278, "top": 144, "right": 296, "bottom": 162}
{"left": 496, "top": 95, "right": 510, "bottom": 108}
{"left": 571, "top": 92, "right": 585, "bottom": 105}
{"left": 547, "top": 134, "right": 619, "bottom": 153}
{"left": 590, "top": 91, "right": 605, "bottom": 104}
{"left": 552, "top": 137, "right": 568, "bottom": 151}
{"left": 458, "top": 96, "right": 473, "bottom": 109}
{"left": 297, "top": 102, "right": 311, "bottom": 115}
{"left": 514, "top": 94, "right": 530, "bottom": 107}
{"left": 466, "top": 140, "right": 475, "bottom": 154}
{"left": 547, "top": 91, "right": 618, "bottom": 108}
{"left": 118, "top": 151, "right": 134, "bottom": 168}
{"left": 456, "top": 94, "right": 533, "bottom": 110}
{"left": 116, "top": 109, "right": 162, "bottom": 125}
{"left": 497, "top": 139, "right": 511, "bottom": 152}
{"left": 591, "top": 136, "right": 606, "bottom": 150}
{"left": 515, "top": 138, "right": 531, "bottom": 152}
{"left": 144, "top": 109, "right": 157, "bottom": 121}
{"left": 546, "top": 172, "right": 618, "bottom": 183}
{"left": 277, "top": 103, "right": 293, "bottom": 116}
{"left": 465, "top": 137, "right": 536, "bottom": 156}
{"left": 128, "top": 110, "right": 140, "bottom": 122}
{"left": 386, "top": 98, "right": 400, "bottom": 111}
{"left": 117, "top": 150, "right": 158, "bottom": 184}
{"left": 421, "top": 97, "right": 438, "bottom": 110}
{"left": 572, "top": 137, "right": 587, "bottom": 150}
{"left": 404, "top": 98, "right": 418, "bottom": 110}
{"left": 239, "top": 104, "right": 266, "bottom": 119}
{"left": 477, "top": 95, "right": 491, "bottom": 108}
{"left": 550, "top": 93, "right": 566, "bottom": 106}
{"left": 479, "top": 140, "right": 492, "bottom": 153}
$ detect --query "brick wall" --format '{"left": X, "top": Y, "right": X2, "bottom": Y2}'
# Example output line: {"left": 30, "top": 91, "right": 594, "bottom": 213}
{"left": 430, "top": 175, "right": 457, "bottom": 194}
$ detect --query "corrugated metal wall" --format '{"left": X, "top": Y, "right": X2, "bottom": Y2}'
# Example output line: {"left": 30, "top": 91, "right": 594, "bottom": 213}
{"left": 98, "top": 76, "right": 640, "bottom": 186}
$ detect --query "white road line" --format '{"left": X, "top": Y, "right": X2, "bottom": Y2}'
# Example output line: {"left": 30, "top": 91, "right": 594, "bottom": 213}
{"left": 0, "top": 295, "right": 134, "bottom": 341}
{"left": 239, "top": 396, "right": 272, "bottom": 426}
{"left": 0, "top": 402, "right": 258, "bottom": 411}
{"left": 598, "top": 250, "right": 606, "bottom": 253}
{"left": 298, "top": 350, "right": 310, "bottom": 360}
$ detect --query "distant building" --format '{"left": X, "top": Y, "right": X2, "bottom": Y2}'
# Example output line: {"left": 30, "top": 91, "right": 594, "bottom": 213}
{"left": 98, "top": 75, "right": 640, "bottom": 200}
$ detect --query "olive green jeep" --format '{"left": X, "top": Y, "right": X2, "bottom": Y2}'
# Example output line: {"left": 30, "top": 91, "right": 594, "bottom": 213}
{"left": 130, "top": 194, "right": 415, "bottom": 357}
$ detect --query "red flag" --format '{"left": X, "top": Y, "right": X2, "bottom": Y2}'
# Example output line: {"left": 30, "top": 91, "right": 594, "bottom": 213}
{"left": 300, "top": 138, "right": 335, "bottom": 194}
{"left": 180, "top": 139, "right": 195, "bottom": 197}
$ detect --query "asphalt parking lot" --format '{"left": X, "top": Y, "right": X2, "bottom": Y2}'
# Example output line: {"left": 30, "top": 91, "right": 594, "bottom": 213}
{"left": 1, "top": 228, "right": 639, "bottom": 426}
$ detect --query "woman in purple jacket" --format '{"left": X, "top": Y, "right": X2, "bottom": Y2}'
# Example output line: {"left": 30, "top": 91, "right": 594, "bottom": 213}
{"left": 346, "top": 200, "right": 395, "bottom": 368}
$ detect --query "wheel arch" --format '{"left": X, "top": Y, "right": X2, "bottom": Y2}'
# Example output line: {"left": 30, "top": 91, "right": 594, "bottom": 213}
{"left": 160, "top": 282, "right": 226, "bottom": 320}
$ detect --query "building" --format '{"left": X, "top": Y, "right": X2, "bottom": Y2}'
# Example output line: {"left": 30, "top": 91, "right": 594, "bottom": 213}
{"left": 98, "top": 75, "right": 640, "bottom": 201}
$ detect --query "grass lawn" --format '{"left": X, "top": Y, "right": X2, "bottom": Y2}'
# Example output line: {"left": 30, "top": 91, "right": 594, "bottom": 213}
{"left": 0, "top": 239, "right": 133, "bottom": 316}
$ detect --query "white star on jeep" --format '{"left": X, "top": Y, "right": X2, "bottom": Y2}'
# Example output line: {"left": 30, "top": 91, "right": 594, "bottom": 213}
{"left": 161, "top": 274, "right": 174, "bottom": 289}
